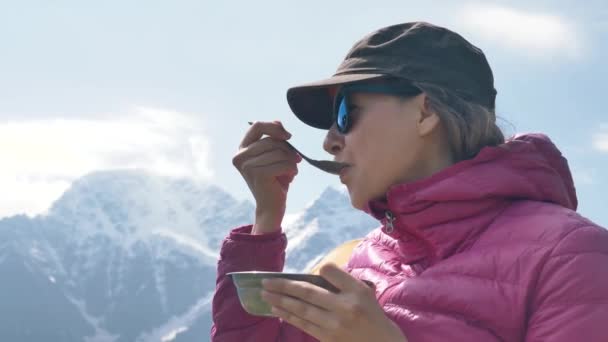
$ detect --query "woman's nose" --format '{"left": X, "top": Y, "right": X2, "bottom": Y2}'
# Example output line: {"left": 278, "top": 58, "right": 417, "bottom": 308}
{"left": 323, "top": 124, "right": 345, "bottom": 155}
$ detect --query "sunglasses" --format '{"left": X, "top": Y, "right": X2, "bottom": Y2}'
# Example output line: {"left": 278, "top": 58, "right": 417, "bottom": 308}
{"left": 332, "top": 81, "right": 422, "bottom": 134}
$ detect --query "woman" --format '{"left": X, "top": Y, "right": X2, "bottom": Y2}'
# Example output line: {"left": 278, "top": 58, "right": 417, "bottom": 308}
{"left": 211, "top": 22, "right": 608, "bottom": 341}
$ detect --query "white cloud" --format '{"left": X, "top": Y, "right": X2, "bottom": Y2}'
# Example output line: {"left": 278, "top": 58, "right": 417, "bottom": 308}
{"left": 456, "top": 4, "right": 584, "bottom": 60}
{"left": 593, "top": 125, "right": 608, "bottom": 152}
{"left": 0, "top": 107, "right": 213, "bottom": 218}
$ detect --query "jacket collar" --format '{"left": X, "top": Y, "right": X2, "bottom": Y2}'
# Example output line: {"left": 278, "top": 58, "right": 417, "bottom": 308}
{"left": 363, "top": 134, "right": 576, "bottom": 265}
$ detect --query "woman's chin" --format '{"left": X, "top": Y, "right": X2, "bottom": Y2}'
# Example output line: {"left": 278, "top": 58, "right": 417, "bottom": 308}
{"left": 348, "top": 189, "right": 368, "bottom": 210}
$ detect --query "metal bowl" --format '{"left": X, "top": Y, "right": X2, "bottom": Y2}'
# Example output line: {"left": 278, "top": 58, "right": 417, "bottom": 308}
{"left": 227, "top": 272, "right": 340, "bottom": 317}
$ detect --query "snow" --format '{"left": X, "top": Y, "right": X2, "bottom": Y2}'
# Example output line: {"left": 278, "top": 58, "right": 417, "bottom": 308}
{"left": 282, "top": 211, "right": 304, "bottom": 231}
{"left": 0, "top": 169, "right": 380, "bottom": 341}
{"left": 150, "top": 229, "right": 218, "bottom": 262}
{"left": 286, "top": 218, "right": 320, "bottom": 254}
{"left": 29, "top": 245, "right": 46, "bottom": 262}
{"left": 67, "top": 296, "right": 120, "bottom": 342}
{"left": 135, "top": 291, "right": 214, "bottom": 342}
{"left": 45, "top": 170, "right": 243, "bottom": 262}
{"left": 161, "top": 327, "right": 188, "bottom": 342}
{"left": 281, "top": 186, "right": 379, "bottom": 271}
{"left": 43, "top": 240, "right": 68, "bottom": 277}
{"left": 153, "top": 263, "right": 168, "bottom": 313}
{"left": 84, "top": 330, "right": 121, "bottom": 342}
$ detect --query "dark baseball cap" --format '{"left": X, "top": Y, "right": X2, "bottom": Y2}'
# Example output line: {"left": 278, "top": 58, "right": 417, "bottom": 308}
{"left": 286, "top": 21, "right": 497, "bottom": 130}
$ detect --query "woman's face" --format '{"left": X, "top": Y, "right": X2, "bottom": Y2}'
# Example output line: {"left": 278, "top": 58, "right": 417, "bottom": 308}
{"left": 323, "top": 91, "right": 448, "bottom": 210}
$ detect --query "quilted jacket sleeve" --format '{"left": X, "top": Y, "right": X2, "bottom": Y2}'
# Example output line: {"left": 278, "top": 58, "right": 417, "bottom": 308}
{"left": 210, "top": 225, "right": 317, "bottom": 342}
{"left": 525, "top": 225, "right": 608, "bottom": 341}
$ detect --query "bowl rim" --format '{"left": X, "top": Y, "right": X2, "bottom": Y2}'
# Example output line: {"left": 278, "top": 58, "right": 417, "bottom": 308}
{"left": 226, "top": 271, "right": 374, "bottom": 290}
{"left": 227, "top": 271, "right": 325, "bottom": 277}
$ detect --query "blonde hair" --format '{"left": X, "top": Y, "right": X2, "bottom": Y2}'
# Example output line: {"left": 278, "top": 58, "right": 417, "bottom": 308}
{"left": 413, "top": 82, "right": 506, "bottom": 162}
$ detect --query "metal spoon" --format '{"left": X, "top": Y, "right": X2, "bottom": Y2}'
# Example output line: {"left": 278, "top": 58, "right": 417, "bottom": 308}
{"left": 248, "top": 122, "right": 346, "bottom": 175}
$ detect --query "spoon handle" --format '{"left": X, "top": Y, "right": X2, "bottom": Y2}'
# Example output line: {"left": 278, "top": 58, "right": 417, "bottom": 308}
{"left": 246, "top": 122, "right": 341, "bottom": 174}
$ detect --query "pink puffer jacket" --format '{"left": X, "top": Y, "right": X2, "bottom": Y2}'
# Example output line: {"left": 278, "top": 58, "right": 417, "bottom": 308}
{"left": 211, "top": 133, "right": 608, "bottom": 341}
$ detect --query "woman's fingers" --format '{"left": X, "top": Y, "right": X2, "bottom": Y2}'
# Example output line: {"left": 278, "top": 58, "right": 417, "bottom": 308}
{"left": 269, "top": 306, "right": 325, "bottom": 340}
{"left": 241, "top": 159, "right": 299, "bottom": 186}
{"left": 319, "top": 263, "right": 367, "bottom": 293}
{"left": 233, "top": 137, "right": 296, "bottom": 170}
{"left": 239, "top": 148, "right": 296, "bottom": 169}
{"left": 261, "top": 289, "right": 336, "bottom": 337}
{"left": 260, "top": 274, "right": 399, "bottom": 342}
{"left": 239, "top": 148, "right": 299, "bottom": 179}
{"left": 262, "top": 279, "right": 337, "bottom": 311}
{"left": 240, "top": 121, "right": 291, "bottom": 149}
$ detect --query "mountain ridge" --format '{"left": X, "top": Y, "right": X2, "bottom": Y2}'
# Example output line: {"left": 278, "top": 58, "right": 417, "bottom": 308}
{"left": 0, "top": 170, "right": 378, "bottom": 341}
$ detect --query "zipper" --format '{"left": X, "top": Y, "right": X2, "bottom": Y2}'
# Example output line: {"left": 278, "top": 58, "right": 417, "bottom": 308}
{"left": 384, "top": 211, "right": 395, "bottom": 234}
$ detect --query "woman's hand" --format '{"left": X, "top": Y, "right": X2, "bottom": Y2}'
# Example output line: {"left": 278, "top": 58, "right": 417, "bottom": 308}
{"left": 261, "top": 263, "right": 407, "bottom": 342}
{"left": 232, "top": 121, "right": 301, "bottom": 234}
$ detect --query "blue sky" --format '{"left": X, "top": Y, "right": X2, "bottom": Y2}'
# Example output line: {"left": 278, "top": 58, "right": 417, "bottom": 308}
{"left": 1, "top": 0, "right": 606, "bottom": 226}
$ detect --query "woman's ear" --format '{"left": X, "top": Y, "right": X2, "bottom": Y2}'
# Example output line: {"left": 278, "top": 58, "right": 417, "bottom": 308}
{"left": 415, "top": 93, "right": 441, "bottom": 137}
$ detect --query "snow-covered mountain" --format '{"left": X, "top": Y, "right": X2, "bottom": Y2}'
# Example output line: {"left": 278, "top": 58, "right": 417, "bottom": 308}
{"left": 283, "top": 187, "right": 379, "bottom": 272}
{"left": 0, "top": 170, "right": 379, "bottom": 341}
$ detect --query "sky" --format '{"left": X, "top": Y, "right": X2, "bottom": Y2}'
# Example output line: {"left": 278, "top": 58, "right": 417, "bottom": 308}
{"left": 1, "top": 0, "right": 607, "bottom": 226}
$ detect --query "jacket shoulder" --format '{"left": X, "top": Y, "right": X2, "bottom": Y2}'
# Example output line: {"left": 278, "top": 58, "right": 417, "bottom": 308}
{"left": 474, "top": 200, "right": 604, "bottom": 251}
{"left": 524, "top": 213, "right": 608, "bottom": 341}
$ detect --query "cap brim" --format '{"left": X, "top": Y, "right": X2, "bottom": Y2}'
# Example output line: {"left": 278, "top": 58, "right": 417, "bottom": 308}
{"left": 286, "top": 73, "right": 386, "bottom": 130}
